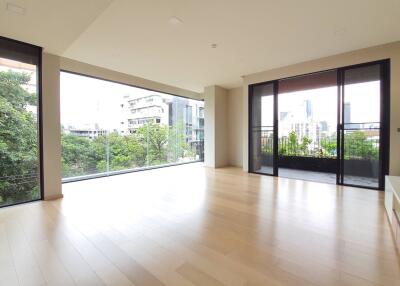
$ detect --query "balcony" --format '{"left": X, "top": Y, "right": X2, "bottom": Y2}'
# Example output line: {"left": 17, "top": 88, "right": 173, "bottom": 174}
{"left": 259, "top": 130, "right": 379, "bottom": 187}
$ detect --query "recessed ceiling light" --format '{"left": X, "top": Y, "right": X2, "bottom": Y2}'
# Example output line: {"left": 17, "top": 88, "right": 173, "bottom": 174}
{"left": 168, "top": 16, "right": 183, "bottom": 25}
{"left": 6, "top": 2, "right": 26, "bottom": 15}
{"left": 211, "top": 43, "right": 218, "bottom": 49}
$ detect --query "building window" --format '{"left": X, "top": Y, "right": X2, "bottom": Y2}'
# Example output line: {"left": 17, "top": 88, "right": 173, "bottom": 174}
{"left": 185, "top": 105, "right": 193, "bottom": 125}
{"left": 198, "top": 106, "right": 204, "bottom": 118}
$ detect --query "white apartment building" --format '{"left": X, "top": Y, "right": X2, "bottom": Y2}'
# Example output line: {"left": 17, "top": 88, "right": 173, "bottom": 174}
{"left": 64, "top": 124, "right": 107, "bottom": 140}
{"left": 121, "top": 93, "right": 204, "bottom": 158}
{"left": 122, "top": 94, "right": 169, "bottom": 133}
{"left": 279, "top": 99, "right": 330, "bottom": 144}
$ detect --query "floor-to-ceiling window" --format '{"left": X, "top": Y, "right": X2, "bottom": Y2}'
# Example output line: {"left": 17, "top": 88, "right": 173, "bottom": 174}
{"left": 277, "top": 70, "right": 338, "bottom": 184}
{"left": 0, "top": 37, "right": 42, "bottom": 207}
{"left": 249, "top": 82, "right": 276, "bottom": 175}
{"left": 340, "top": 63, "right": 388, "bottom": 188}
{"left": 60, "top": 71, "right": 204, "bottom": 181}
{"left": 249, "top": 60, "right": 389, "bottom": 190}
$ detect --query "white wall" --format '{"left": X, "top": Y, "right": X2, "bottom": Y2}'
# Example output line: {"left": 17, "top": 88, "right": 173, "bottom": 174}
{"left": 204, "top": 86, "right": 215, "bottom": 167}
{"left": 204, "top": 85, "right": 229, "bottom": 167}
{"left": 215, "top": 86, "right": 229, "bottom": 167}
{"left": 227, "top": 87, "right": 243, "bottom": 167}
{"left": 42, "top": 53, "right": 62, "bottom": 200}
{"left": 239, "top": 41, "right": 400, "bottom": 174}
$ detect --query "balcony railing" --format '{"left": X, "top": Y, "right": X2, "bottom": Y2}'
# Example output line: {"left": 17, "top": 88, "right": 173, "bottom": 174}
{"left": 62, "top": 123, "right": 204, "bottom": 182}
{"left": 254, "top": 128, "right": 380, "bottom": 177}
{"left": 259, "top": 132, "right": 379, "bottom": 160}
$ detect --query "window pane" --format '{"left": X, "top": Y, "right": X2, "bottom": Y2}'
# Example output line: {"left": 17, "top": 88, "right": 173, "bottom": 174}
{"left": 60, "top": 72, "right": 204, "bottom": 180}
{"left": 342, "top": 64, "right": 381, "bottom": 188}
{"left": 0, "top": 39, "right": 41, "bottom": 207}
{"left": 250, "top": 83, "right": 274, "bottom": 175}
{"left": 277, "top": 70, "right": 337, "bottom": 184}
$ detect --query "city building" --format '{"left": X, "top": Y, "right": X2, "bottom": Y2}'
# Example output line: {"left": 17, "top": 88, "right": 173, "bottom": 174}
{"left": 123, "top": 94, "right": 169, "bottom": 132}
{"left": 279, "top": 99, "right": 333, "bottom": 147}
{"left": 64, "top": 124, "right": 107, "bottom": 139}
{"left": 122, "top": 93, "right": 205, "bottom": 158}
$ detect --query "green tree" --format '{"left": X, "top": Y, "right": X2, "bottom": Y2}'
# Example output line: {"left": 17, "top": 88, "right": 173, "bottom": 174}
{"left": 278, "top": 137, "right": 288, "bottom": 156}
{"left": 300, "top": 136, "right": 312, "bottom": 155}
{"left": 91, "top": 132, "right": 146, "bottom": 172}
{"left": 344, "top": 131, "right": 378, "bottom": 160}
{"left": 321, "top": 135, "right": 337, "bottom": 158}
{"left": 0, "top": 71, "right": 39, "bottom": 205}
{"left": 61, "top": 123, "right": 196, "bottom": 177}
{"left": 167, "top": 121, "right": 194, "bottom": 162}
{"left": 61, "top": 133, "right": 97, "bottom": 177}
{"left": 136, "top": 123, "right": 169, "bottom": 165}
{"left": 118, "top": 133, "right": 147, "bottom": 168}
{"left": 288, "top": 131, "right": 298, "bottom": 155}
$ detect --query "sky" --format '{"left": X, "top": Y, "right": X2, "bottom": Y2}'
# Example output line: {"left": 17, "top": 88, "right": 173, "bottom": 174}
{"left": 261, "top": 81, "right": 380, "bottom": 134}
{"left": 60, "top": 72, "right": 173, "bottom": 130}
{"left": 0, "top": 58, "right": 380, "bottom": 138}
{"left": 60, "top": 72, "right": 207, "bottom": 131}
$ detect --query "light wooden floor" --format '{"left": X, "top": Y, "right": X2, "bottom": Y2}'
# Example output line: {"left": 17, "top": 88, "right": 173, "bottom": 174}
{"left": 0, "top": 163, "right": 399, "bottom": 286}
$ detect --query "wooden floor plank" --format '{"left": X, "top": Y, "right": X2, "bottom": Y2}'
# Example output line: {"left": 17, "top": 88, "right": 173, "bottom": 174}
{"left": 176, "top": 263, "right": 225, "bottom": 286}
{"left": 0, "top": 163, "right": 398, "bottom": 286}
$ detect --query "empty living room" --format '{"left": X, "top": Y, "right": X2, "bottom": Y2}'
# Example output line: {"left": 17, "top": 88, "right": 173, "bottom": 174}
{"left": 1, "top": 1, "right": 400, "bottom": 285}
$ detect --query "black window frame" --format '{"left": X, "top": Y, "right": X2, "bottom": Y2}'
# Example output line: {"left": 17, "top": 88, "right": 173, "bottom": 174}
{"left": 248, "top": 59, "right": 390, "bottom": 191}
{"left": 0, "top": 35, "right": 44, "bottom": 207}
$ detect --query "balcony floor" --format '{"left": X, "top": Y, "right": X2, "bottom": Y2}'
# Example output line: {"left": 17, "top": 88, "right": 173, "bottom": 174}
{"left": 257, "top": 167, "right": 379, "bottom": 188}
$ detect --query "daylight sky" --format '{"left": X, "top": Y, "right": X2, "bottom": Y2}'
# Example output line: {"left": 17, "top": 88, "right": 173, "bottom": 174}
{"left": 262, "top": 81, "right": 380, "bottom": 134}
{"left": 60, "top": 72, "right": 172, "bottom": 130}
{"left": 60, "top": 71, "right": 379, "bottom": 133}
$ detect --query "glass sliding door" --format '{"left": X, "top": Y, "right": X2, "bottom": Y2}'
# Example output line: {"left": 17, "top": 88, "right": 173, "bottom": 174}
{"left": 0, "top": 37, "right": 42, "bottom": 207}
{"left": 339, "top": 61, "right": 389, "bottom": 189}
{"left": 277, "top": 71, "right": 338, "bottom": 184}
{"left": 249, "top": 82, "right": 277, "bottom": 175}
{"left": 249, "top": 60, "right": 390, "bottom": 190}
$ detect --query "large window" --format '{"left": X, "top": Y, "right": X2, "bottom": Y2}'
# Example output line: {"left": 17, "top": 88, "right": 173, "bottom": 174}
{"left": 277, "top": 71, "right": 338, "bottom": 184}
{"left": 249, "top": 60, "right": 390, "bottom": 190}
{"left": 0, "top": 37, "right": 42, "bottom": 207}
{"left": 60, "top": 72, "right": 204, "bottom": 180}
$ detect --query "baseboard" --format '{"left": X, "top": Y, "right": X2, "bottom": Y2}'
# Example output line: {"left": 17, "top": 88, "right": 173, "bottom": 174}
{"left": 44, "top": 193, "right": 64, "bottom": 201}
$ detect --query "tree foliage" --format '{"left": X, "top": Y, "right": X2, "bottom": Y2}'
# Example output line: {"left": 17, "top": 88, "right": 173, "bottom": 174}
{"left": 0, "top": 70, "right": 39, "bottom": 205}
{"left": 61, "top": 121, "right": 196, "bottom": 178}
{"left": 265, "top": 130, "right": 379, "bottom": 160}
{"left": 344, "top": 131, "right": 378, "bottom": 160}
{"left": 320, "top": 136, "right": 337, "bottom": 157}
{"left": 299, "top": 136, "right": 312, "bottom": 155}
{"left": 61, "top": 133, "right": 98, "bottom": 177}
{"left": 136, "top": 123, "right": 168, "bottom": 165}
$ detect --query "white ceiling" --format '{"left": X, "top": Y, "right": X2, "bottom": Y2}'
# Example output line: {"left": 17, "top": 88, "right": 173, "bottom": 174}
{"left": 1, "top": 0, "right": 400, "bottom": 92}
{"left": 0, "top": 0, "right": 113, "bottom": 54}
